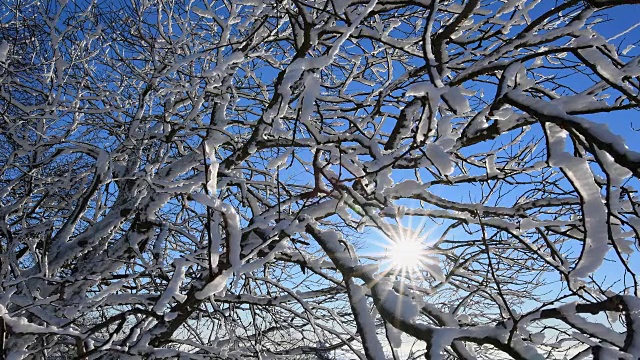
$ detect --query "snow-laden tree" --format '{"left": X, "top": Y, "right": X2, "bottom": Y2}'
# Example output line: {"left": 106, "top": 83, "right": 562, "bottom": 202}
{"left": 1, "top": 0, "right": 640, "bottom": 358}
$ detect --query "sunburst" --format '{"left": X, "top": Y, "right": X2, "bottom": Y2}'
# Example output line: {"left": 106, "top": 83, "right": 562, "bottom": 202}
{"left": 387, "top": 235, "right": 429, "bottom": 274}
{"left": 370, "top": 219, "right": 444, "bottom": 283}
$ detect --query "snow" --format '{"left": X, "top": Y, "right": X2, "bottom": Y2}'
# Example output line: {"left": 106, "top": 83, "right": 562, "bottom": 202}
{"left": 192, "top": 6, "right": 214, "bottom": 18}
{"left": 153, "top": 224, "right": 169, "bottom": 263}
{"left": 0, "top": 40, "right": 8, "bottom": 63}
{"left": 442, "top": 87, "right": 471, "bottom": 115}
{"left": 485, "top": 154, "right": 499, "bottom": 176}
{"left": 428, "top": 328, "right": 460, "bottom": 360}
{"left": 406, "top": 82, "right": 438, "bottom": 97}
{"left": 299, "top": 73, "right": 321, "bottom": 123}
{"left": 423, "top": 257, "right": 446, "bottom": 282}
{"left": 545, "top": 123, "right": 609, "bottom": 279}
{"left": 496, "top": 0, "right": 521, "bottom": 17}
{"left": 222, "top": 202, "right": 242, "bottom": 271}
{"left": 374, "top": 280, "right": 419, "bottom": 322}
{"left": 347, "top": 281, "right": 387, "bottom": 360}
{"left": 314, "top": 227, "right": 358, "bottom": 267}
{"left": 0, "top": 305, "right": 82, "bottom": 337}
{"left": 426, "top": 143, "right": 454, "bottom": 175}
{"left": 153, "top": 258, "right": 189, "bottom": 313}
{"left": 237, "top": 240, "right": 286, "bottom": 274}
{"left": 195, "top": 269, "right": 232, "bottom": 300}
{"left": 204, "top": 142, "right": 219, "bottom": 195}
{"left": 509, "top": 92, "right": 640, "bottom": 164}
{"left": 266, "top": 149, "right": 292, "bottom": 169}
{"left": 559, "top": 302, "right": 625, "bottom": 347}
{"left": 190, "top": 192, "right": 242, "bottom": 271}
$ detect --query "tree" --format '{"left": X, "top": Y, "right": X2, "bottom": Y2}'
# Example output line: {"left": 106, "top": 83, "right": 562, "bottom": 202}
{"left": 1, "top": 0, "right": 640, "bottom": 358}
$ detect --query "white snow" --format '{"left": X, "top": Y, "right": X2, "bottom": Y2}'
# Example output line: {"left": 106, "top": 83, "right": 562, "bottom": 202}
{"left": 153, "top": 258, "right": 189, "bottom": 313}
{"left": 485, "top": 154, "right": 499, "bottom": 177}
{"left": 559, "top": 302, "right": 625, "bottom": 347}
{"left": 0, "top": 41, "right": 9, "bottom": 63}
{"left": 266, "top": 149, "right": 292, "bottom": 169}
{"left": 204, "top": 142, "right": 219, "bottom": 195}
{"left": 426, "top": 143, "right": 454, "bottom": 175}
{"left": 442, "top": 87, "right": 471, "bottom": 114}
{"left": 545, "top": 123, "right": 609, "bottom": 279}
{"left": 195, "top": 269, "right": 232, "bottom": 299}
{"left": 347, "top": 281, "right": 387, "bottom": 360}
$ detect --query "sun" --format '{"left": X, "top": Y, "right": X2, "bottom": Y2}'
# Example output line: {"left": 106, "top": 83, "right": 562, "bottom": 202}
{"left": 387, "top": 236, "right": 428, "bottom": 273}
{"left": 369, "top": 220, "right": 444, "bottom": 282}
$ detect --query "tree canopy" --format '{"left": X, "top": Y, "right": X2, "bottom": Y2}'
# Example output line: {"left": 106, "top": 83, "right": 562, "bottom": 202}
{"left": 1, "top": 0, "right": 640, "bottom": 359}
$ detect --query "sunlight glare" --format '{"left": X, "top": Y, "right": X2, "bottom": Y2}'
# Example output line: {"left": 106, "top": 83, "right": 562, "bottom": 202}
{"left": 387, "top": 236, "right": 427, "bottom": 273}
{"left": 367, "top": 217, "right": 443, "bottom": 283}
